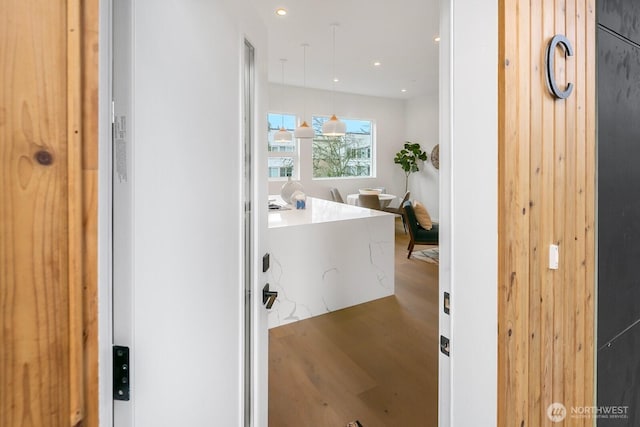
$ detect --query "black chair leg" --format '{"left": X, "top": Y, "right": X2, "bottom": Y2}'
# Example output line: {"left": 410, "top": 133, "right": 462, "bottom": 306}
{"left": 407, "top": 241, "right": 414, "bottom": 259}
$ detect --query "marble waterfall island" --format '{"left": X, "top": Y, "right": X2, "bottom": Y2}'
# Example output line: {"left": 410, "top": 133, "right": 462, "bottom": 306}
{"left": 267, "top": 197, "right": 395, "bottom": 329}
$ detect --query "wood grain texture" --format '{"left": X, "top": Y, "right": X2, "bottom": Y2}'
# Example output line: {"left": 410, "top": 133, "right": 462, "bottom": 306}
{"left": 1, "top": 0, "right": 99, "bottom": 425}
{"left": 68, "top": 1, "right": 85, "bottom": 424}
{"left": 269, "top": 219, "right": 438, "bottom": 427}
{"left": 528, "top": 3, "right": 543, "bottom": 426}
{"left": 81, "top": 0, "right": 100, "bottom": 425}
{"left": 498, "top": 0, "right": 596, "bottom": 425}
{"left": 583, "top": 0, "right": 596, "bottom": 412}
{"left": 1, "top": 1, "right": 72, "bottom": 426}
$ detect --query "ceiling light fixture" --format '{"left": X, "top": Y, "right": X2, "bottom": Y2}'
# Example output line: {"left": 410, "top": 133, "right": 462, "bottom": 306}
{"left": 275, "top": 8, "right": 287, "bottom": 16}
{"left": 401, "top": 89, "right": 407, "bottom": 93}
{"left": 434, "top": 36, "right": 441, "bottom": 42}
{"left": 274, "top": 59, "right": 293, "bottom": 142}
{"left": 373, "top": 61, "right": 381, "bottom": 67}
{"left": 294, "top": 43, "right": 315, "bottom": 139}
{"left": 322, "top": 23, "right": 346, "bottom": 137}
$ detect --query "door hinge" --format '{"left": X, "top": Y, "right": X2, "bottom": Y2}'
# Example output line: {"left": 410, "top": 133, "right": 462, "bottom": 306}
{"left": 444, "top": 292, "right": 450, "bottom": 315}
{"left": 440, "top": 336, "right": 450, "bottom": 357}
{"left": 113, "top": 345, "right": 130, "bottom": 401}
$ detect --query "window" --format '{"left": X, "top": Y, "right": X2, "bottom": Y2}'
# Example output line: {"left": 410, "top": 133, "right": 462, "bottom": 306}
{"left": 267, "top": 113, "right": 298, "bottom": 180}
{"left": 311, "top": 116, "right": 374, "bottom": 179}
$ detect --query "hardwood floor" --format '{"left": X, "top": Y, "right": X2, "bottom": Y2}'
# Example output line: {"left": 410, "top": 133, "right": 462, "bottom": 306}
{"left": 269, "top": 218, "right": 439, "bottom": 427}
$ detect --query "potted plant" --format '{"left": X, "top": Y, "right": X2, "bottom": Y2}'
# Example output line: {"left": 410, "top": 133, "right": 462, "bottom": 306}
{"left": 393, "top": 141, "right": 428, "bottom": 193}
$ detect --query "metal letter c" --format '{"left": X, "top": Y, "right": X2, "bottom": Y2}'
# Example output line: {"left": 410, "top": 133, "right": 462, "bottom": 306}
{"left": 546, "top": 34, "right": 574, "bottom": 99}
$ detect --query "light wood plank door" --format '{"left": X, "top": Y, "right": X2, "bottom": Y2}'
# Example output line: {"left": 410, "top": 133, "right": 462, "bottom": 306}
{"left": 0, "top": 1, "right": 98, "bottom": 426}
{"left": 498, "top": 0, "right": 596, "bottom": 426}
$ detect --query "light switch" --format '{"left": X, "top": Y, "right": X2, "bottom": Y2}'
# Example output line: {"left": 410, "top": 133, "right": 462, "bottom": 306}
{"left": 549, "top": 244, "right": 559, "bottom": 270}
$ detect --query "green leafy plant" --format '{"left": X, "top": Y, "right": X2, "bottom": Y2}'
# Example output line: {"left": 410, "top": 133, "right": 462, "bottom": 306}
{"left": 393, "top": 141, "right": 428, "bottom": 192}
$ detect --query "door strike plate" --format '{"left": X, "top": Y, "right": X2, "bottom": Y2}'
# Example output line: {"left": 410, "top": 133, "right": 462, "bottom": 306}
{"left": 440, "top": 335, "right": 450, "bottom": 357}
{"left": 113, "top": 345, "right": 130, "bottom": 401}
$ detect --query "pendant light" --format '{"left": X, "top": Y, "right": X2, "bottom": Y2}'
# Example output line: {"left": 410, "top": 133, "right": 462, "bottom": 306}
{"left": 274, "top": 58, "right": 293, "bottom": 142}
{"left": 322, "top": 24, "right": 346, "bottom": 137}
{"left": 294, "top": 43, "right": 315, "bottom": 139}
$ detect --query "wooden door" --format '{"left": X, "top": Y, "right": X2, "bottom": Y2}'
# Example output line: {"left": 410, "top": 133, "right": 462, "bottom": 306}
{"left": 498, "top": 0, "right": 596, "bottom": 426}
{"left": 0, "top": 1, "right": 99, "bottom": 426}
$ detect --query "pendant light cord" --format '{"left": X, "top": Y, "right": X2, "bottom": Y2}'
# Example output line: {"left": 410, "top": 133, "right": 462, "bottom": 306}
{"left": 331, "top": 25, "right": 336, "bottom": 113}
{"left": 280, "top": 59, "right": 286, "bottom": 129}
{"left": 302, "top": 44, "right": 308, "bottom": 121}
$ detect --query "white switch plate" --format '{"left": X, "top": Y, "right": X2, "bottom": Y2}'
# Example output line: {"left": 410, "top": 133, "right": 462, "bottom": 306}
{"left": 549, "top": 244, "right": 559, "bottom": 270}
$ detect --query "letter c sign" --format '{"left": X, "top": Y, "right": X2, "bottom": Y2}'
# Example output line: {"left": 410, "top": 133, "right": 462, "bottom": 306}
{"left": 546, "top": 34, "right": 574, "bottom": 99}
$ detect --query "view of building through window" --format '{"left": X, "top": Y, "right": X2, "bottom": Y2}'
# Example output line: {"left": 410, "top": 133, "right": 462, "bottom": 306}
{"left": 311, "top": 116, "right": 374, "bottom": 178}
{"left": 267, "top": 113, "right": 374, "bottom": 180}
{"left": 267, "top": 113, "right": 297, "bottom": 179}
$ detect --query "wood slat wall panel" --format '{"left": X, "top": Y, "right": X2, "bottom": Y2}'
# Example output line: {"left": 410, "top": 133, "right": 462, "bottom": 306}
{"left": 499, "top": 0, "right": 596, "bottom": 425}
{"left": 528, "top": 2, "right": 543, "bottom": 425}
{"left": 583, "top": 1, "right": 596, "bottom": 412}
{"left": 540, "top": 2, "right": 557, "bottom": 425}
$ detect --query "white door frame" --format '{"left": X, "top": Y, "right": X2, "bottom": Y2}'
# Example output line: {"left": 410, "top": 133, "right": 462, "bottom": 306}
{"left": 97, "top": 0, "right": 114, "bottom": 424}
{"left": 438, "top": 1, "right": 498, "bottom": 426}
{"left": 96, "top": 1, "right": 499, "bottom": 425}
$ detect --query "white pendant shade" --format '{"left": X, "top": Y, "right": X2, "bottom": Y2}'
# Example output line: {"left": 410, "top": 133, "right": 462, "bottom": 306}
{"left": 321, "top": 114, "right": 346, "bottom": 136}
{"left": 294, "top": 121, "right": 315, "bottom": 139}
{"left": 274, "top": 127, "right": 293, "bottom": 142}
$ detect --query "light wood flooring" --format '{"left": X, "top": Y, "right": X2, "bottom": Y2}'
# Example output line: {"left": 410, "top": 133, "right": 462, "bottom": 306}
{"left": 268, "top": 218, "right": 439, "bottom": 427}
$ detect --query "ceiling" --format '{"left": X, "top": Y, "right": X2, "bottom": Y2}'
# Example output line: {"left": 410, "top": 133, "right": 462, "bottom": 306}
{"left": 250, "top": 0, "right": 440, "bottom": 100}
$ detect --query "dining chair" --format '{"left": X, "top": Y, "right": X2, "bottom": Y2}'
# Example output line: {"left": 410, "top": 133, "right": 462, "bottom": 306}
{"left": 403, "top": 200, "right": 439, "bottom": 258}
{"left": 330, "top": 187, "right": 344, "bottom": 203}
{"left": 358, "top": 194, "right": 381, "bottom": 210}
{"left": 383, "top": 191, "right": 410, "bottom": 233}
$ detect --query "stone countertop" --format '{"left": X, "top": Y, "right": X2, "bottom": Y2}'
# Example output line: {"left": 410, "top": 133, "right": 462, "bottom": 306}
{"left": 268, "top": 196, "right": 392, "bottom": 229}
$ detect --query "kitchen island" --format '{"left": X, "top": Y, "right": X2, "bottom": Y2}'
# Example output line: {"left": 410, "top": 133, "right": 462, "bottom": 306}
{"left": 267, "top": 196, "right": 395, "bottom": 328}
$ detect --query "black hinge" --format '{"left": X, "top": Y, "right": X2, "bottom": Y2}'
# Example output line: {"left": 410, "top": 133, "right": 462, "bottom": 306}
{"left": 440, "top": 336, "right": 450, "bottom": 357}
{"left": 113, "top": 346, "right": 130, "bottom": 401}
{"left": 444, "top": 292, "right": 450, "bottom": 315}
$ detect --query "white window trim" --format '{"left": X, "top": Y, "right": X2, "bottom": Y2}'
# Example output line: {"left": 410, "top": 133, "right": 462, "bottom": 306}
{"left": 310, "top": 115, "right": 376, "bottom": 180}
{"left": 267, "top": 111, "right": 299, "bottom": 181}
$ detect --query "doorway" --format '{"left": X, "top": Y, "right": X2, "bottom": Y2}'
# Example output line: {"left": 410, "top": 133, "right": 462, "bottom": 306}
{"left": 99, "top": 1, "right": 499, "bottom": 426}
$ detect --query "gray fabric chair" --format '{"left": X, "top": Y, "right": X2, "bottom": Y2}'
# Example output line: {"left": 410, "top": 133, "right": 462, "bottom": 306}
{"left": 358, "top": 194, "right": 381, "bottom": 210}
{"left": 330, "top": 187, "right": 344, "bottom": 203}
{"left": 383, "top": 191, "right": 410, "bottom": 233}
{"left": 403, "top": 200, "right": 439, "bottom": 258}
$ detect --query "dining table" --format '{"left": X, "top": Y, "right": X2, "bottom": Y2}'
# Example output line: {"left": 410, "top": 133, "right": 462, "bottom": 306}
{"left": 346, "top": 193, "right": 397, "bottom": 209}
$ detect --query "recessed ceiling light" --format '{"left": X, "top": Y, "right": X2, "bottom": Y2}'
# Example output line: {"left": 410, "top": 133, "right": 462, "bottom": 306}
{"left": 373, "top": 61, "right": 381, "bottom": 67}
{"left": 275, "top": 8, "right": 287, "bottom": 16}
{"left": 333, "top": 77, "right": 339, "bottom": 82}
{"left": 434, "top": 36, "right": 441, "bottom": 42}
{"left": 401, "top": 89, "right": 407, "bottom": 93}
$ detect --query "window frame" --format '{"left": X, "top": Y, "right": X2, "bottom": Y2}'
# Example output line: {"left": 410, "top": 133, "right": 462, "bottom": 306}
{"left": 310, "top": 115, "right": 376, "bottom": 180}
{"left": 267, "top": 112, "right": 299, "bottom": 181}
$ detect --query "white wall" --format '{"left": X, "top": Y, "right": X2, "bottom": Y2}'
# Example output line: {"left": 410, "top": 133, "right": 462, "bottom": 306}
{"left": 406, "top": 93, "right": 440, "bottom": 219}
{"left": 267, "top": 84, "right": 412, "bottom": 206}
